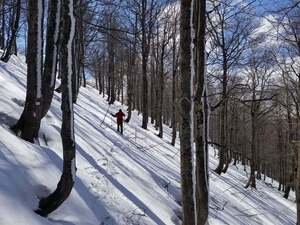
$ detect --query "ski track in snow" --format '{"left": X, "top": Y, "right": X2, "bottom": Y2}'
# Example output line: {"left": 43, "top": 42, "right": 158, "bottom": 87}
{"left": 0, "top": 54, "right": 296, "bottom": 225}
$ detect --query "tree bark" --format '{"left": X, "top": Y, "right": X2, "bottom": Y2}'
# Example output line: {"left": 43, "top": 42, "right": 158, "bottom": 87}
{"left": 108, "top": 16, "right": 116, "bottom": 105}
{"left": 158, "top": 34, "right": 165, "bottom": 138}
{"left": 180, "top": 0, "right": 195, "bottom": 224}
{"left": 1, "top": 0, "right": 20, "bottom": 62}
{"left": 41, "top": 0, "right": 61, "bottom": 117}
{"left": 141, "top": 0, "right": 150, "bottom": 129}
{"left": 125, "top": 39, "right": 136, "bottom": 123}
{"left": 193, "top": 0, "right": 209, "bottom": 223}
{"left": 0, "top": 0, "right": 5, "bottom": 49}
{"left": 35, "top": 0, "right": 76, "bottom": 217}
{"left": 11, "top": 0, "right": 44, "bottom": 143}
{"left": 245, "top": 101, "right": 258, "bottom": 189}
{"left": 171, "top": 18, "right": 178, "bottom": 146}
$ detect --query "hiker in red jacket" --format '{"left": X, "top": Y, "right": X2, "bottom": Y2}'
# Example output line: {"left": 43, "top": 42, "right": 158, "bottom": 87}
{"left": 112, "top": 109, "right": 125, "bottom": 134}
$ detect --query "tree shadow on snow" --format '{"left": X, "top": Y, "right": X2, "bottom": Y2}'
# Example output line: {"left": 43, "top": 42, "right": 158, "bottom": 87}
{"left": 0, "top": 64, "right": 26, "bottom": 89}
{"left": 11, "top": 97, "right": 24, "bottom": 107}
{"left": 209, "top": 170, "right": 296, "bottom": 225}
{"left": 0, "top": 111, "right": 17, "bottom": 127}
{"left": 41, "top": 148, "right": 117, "bottom": 225}
{"left": 75, "top": 143, "right": 167, "bottom": 225}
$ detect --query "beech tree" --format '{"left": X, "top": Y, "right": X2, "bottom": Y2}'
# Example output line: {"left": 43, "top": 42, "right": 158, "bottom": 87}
{"left": 179, "top": 0, "right": 195, "bottom": 222}
{"left": 125, "top": 15, "right": 138, "bottom": 123}
{"left": 193, "top": 0, "right": 209, "bottom": 223}
{"left": 272, "top": 4, "right": 300, "bottom": 220}
{"left": 180, "top": 0, "right": 209, "bottom": 224}
{"left": 36, "top": 0, "right": 76, "bottom": 216}
{"left": 242, "top": 49, "right": 276, "bottom": 189}
{"left": 126, "top": 0, "right": 161, "bottom": 129}
{"left": 11, "top": 0, "right": 61, "bottom": 142}
{"left": 156, "top": 8, "right": 172, "bottom": 138}
{"left": 11, "top": 0, "right": 44, "bottom": 142}
{"left": 207, "top": 0, "right": 256, "bottom": 175}
{"left": 41, "top": 0, "right": 61, "bottom": 116}
{"left": 171, "top": 9, "right": 179, "bottom": 145}
{"left": 1, "top": 0, "right": 21, "bottom": 62}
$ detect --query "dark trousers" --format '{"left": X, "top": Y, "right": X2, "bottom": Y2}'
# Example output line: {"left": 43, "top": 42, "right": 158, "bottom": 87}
{"left": 117, "top": 122, "right": 123, "bottom": 134}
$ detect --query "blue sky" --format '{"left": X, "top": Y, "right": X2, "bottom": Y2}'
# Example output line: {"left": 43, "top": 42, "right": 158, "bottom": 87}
{"left": 257, "top": 0, "right": 294, "bottom": 13}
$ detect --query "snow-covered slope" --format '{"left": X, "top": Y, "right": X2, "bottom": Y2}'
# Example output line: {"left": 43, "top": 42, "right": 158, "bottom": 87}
{"left": 0, "top": 55, "right": 296, "bottom": 225}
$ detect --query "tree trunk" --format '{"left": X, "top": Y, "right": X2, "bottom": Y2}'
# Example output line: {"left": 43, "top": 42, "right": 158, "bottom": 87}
{"left": 13, "top": 34, "right": 17, "bottom": 55}
{"left": 41, "top": 0, "right": 61, "bottom": 117}
{"left": 180, "top": 0, "right": 195, "bottom": 224}
{"left": 141, "top": 0, "right": 149, "bottom": 129}
{"left": 150, "top": 56, "right": 155, "bottom": 124}
{"left": 194, "top": 0, "right": 209, "bottom": 223}
{"left": 72, "top": 32, "right": 79, "bottom": 103}
{"left": 214, "top": 98, "right": 227, "bottom": 174}
{"left": 158, "top": 39, "right": 165, "bottom": 138}
{"left": 214, "top": 50, "right": 228, "bottom": 175}
{"left": 171, "top": 19, "right": 177, "bottom": 146}
{"left": 1, "top": 0, "right": 20, "bottom": 62}
{"left": 108, "top": 24, "right": 115, "bottom": 105}
{"left": 284, "top": 96, "right": 295, "bottom": 199}
{"left": 81, "top": 39, "right": 86, "bottom": 88}
{"left": 125, "top": 46, "right": 135, "bottom": 123}
{"left": 245, "top": 109, "right": 257, "bottom": 189}
{"left": 11, "top": 0, "right": 43, "bottom": 143}
{"left": 0, "top": 0, "right": 5, "bottom": 49}
{"left": 35, "top": 0, "right": 76, "bottom": 217}
{"left": 102, "top": 59, "right": 105, "bottom": 97}
{"left": 97, "top": 61, "right": 103, "bottom": 94}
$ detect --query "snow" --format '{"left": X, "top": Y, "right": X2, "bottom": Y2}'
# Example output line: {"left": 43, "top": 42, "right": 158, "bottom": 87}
{"left": 0, "top": 54, "right": 297, "bottom": 225}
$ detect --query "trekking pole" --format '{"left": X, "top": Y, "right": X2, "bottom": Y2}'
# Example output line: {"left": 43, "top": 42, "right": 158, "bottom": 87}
{"left": 100, "top": 104, "right": 111, "bottom": 128}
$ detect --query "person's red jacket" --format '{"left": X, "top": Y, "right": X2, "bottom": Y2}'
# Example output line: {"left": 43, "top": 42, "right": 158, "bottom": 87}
{"left": 114, "top": 111, "right": 125, "bottom": 123}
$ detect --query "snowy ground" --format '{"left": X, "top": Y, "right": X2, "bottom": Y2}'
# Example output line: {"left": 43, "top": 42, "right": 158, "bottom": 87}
{"left": 0, "top": 55, "right": 296, "bottom": 225}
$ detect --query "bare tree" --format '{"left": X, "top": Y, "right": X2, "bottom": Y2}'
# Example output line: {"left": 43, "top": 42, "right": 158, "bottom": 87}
{"left": 207, "top": 0, "right": 256, "bottom": 174}
{"left": 171, "top": 9, "right": 179, "bottom": 145}
{"left": 125, "top": 14, "right": 138, "bottom": 123}
{"left": 36, "top": 0, "right": 76, "bottom": 216}
{"left": 179, "top": 0, "right": 195, "bottom": 223}
{"left": 156, "top": 8, "right": 172, "bottom": 138}
{"left": 127, "top": 0, "right": 161, "bottom": 129}
{"left": 193, "top": 0, "right": 209, "bottom": 223}
{"left": 241, "top": 49, "right": 276, "bottom": 189}
{"left": 1, "top": 0, "right": 20, "bottom": 62}
{"left": 11, "top": 0, "right": 43, "bottom": 142}
{"left": 41, "top": 0, "right": 61, "bottom": 116}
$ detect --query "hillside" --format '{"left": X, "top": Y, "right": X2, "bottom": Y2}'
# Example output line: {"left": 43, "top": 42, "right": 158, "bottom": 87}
{"left": 0, "top": 55, "right": 296, "bottom": 225}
